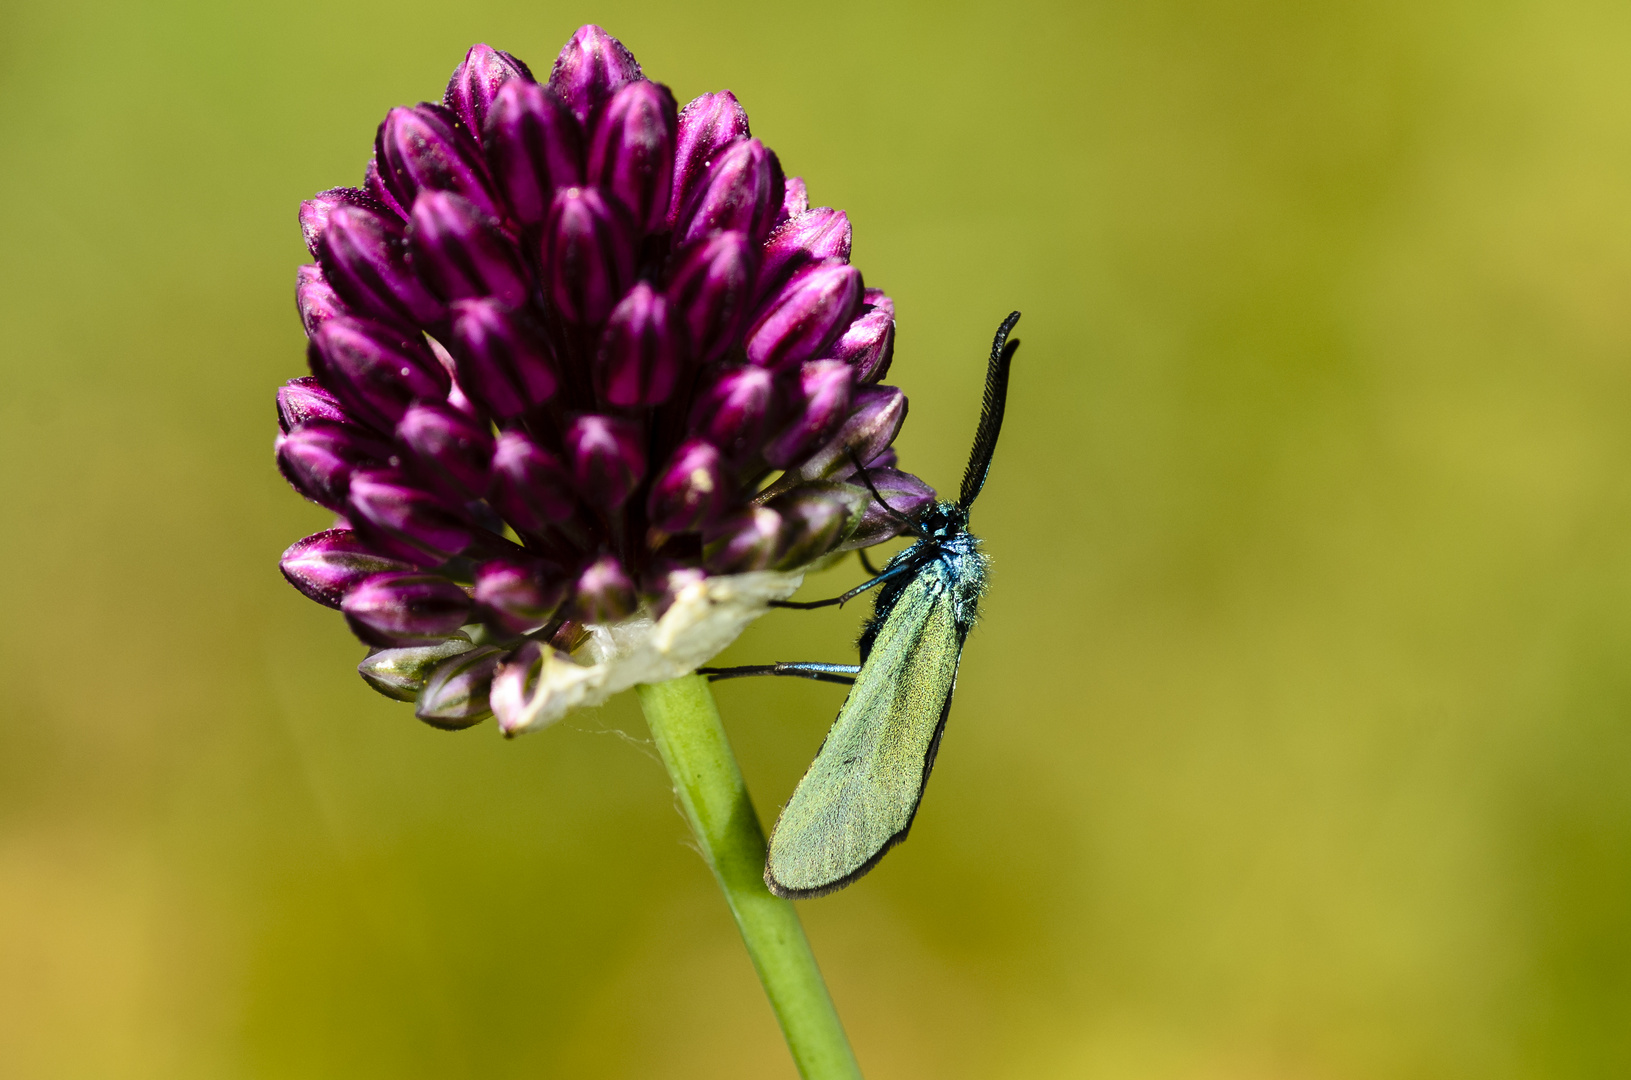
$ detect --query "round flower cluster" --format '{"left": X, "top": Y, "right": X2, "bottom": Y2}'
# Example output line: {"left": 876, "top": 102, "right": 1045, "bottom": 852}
{"left": 276, "top": 26, "right": 933, "bottom": 731}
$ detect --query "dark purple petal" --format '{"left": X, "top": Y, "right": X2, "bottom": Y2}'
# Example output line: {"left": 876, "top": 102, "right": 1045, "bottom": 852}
{"left": 310, "top": 317, "right": 451, "bottom": 432}
{"left": 647, "top": 438, "right": 727, "bottom": 533}
{"left": 300, "top": 187, "right": 389, "bottom": 257}
{"left": 664, "top": 231, "right": 757, "bottom": 363}
{"left": 771, "top": 489, "right": 857, "bottom": 569}
{"left": 839, "top": 468, "right": 937, "bottom": 549}
{"left": 474, "top": 557, "right": 569, "bottom": 632}
{"left": 444, "top": 44, "right": 533, "bottom": 144}
{"left": 343, "top": 571, "right": 472, "bottom": 646}
{"left": 757, "top": 209, "right": 851, "bottom": 303}
{"left": 780, "top": 176, "right": 808, "bottom": 221}
{"left": 674, "top": 138, "right": 784, "bottom": 246}
{"left": 792, "top": 384, "right": 907, "bottom": 481}
{"left": 483, "top": 81, "right": 583, "bottom": 226}
{"left": 347, "top": 467, "right": 473, "bottom": 561}
{"left": 408, "top": 190, "right": 530, "bottom": 306}
{"left": 277, "top": 376, "right": 348, "bottom": 433}
{"left": 564, "top": 414, "right": 645, "bottom": 509}
{"left": 745, "top": 260, "right": 863, "bottom": 370}
{"left": 764, "top": 359, "right": 855, "bottom": 467}
{"left": 396, "top": 401, "right": 494, "bottom": 501}
{"left": 594, "top": 282, "right": 683, "bottom": 407}
{"left": 540, "top": 186, "right": 636, "bottom": 324}
{"left": 488, "top": 429, "right": 576, "bottom": 531}
{"left": 586, "top": 79, "right": 676, "bottom": 233}
{"left": 416, "top": 645, "right": 504, "bottom": 728}
{"left": 670, "top": 91, "right": 750, "bottom": 229}
{"left": 702, "top": 507, "right": 781, "bottom": 572}
{"left": 571, "top": 555, "right": 637, "bottom": 623}
{"left": 295, "top": 264, "right": 347, "bottom": 339}
{"left": 822, "top": 288, "right": 895, "bottom": 383}
{"left": 547, "top": 25, "right": 642, "bottom": 125}
{"left": 688, "top": 365, "right": 778, "bottom": 462}
{"left": 317, "top": 205, "right": 446, "bottom": 327}
{"left": 364, "top": 152, "right": 409, "bottom": 220}
{"left": 375, "top": 103, "right": 501, "bottom": 218}
{"left": 358, "top": 638, "right": 476, "bottom": 701}
{"left": 280, "top": 528, "right": 422, "bottom": 608}
{"left": 275, "top": 420, "right": 392, "bottom": 511}
{"left": 445, "top": 299, "right": 558, "bottom": 417}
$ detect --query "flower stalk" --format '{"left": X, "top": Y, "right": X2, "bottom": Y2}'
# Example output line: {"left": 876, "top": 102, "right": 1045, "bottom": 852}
{"left": 636, "top": 675, "right": 863, "bottom": 1080}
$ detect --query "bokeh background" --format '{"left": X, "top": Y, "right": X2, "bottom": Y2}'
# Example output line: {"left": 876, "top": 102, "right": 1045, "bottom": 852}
{"left": 3, "top": 0, "right": 1630, "bottom": 1076}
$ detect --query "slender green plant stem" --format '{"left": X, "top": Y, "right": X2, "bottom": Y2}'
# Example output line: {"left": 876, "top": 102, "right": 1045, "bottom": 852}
{"left": 637, "top": 675, "right": 863, "bottom": 1080}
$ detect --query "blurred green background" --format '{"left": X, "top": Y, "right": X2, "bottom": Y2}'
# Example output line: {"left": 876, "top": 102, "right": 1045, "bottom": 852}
{"left": 3, "top": 0, "right": 1630, "bottom": 1076}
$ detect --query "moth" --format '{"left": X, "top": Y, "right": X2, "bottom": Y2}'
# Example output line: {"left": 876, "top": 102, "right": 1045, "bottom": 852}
{"left": 703, "top": 311, "right": 1022, "bottom": 898}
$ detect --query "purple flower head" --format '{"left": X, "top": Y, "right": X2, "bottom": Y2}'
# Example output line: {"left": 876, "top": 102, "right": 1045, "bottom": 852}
{"left": 276, "top": 26, "right": 932, "bottom": 732}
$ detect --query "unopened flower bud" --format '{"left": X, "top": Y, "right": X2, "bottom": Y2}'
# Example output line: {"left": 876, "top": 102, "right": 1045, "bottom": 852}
{"left": 275, "top": 420, "right": 392, "bottom": 511}
{"left": 375, "top": 103, "right": 501, "bottom": 218}
{"left": 670, "top": 91, "right": 750, "bottom": 229}
{"left": 792, "top": 384, "right": 907, "bottom": 481}
{"left": 764, "top": 359, "right": 854, "bottom": 467}
{"left": 665, "top": 231, "right": 757, "bottom": 362}
{"left": 445, "top": 299, "right": 558, "bottom": 418}
{"left": 674, "top": 138, "right": 784, "bottom": 246}
{"left": 300, "top": 187, "right": 389, "bottom": 257}
{"left": 488, "top": 429, "right": 576, "bottom": 531}
{"left": 310, "top": 317, "right": 451, "bottom": 432}
{"left": 771, "top": 487, "right": 862, "bottom": 569}
{"left": 840, "top": 468, "right": 936, "bottom": 549}
{"left": 594, "top": 282, "right": 683, "bottom": 407}
{"left": 364, "top": 151, "right": 408, "bottom": 220}
{"left": 745, "top": 259, "right": 863, "bottom": 370}
{"left": 547, "top": 24, "right": 642, "bottom": 124}
{"left": 343, "top": 571, "right": 473, "bottom": 645}
{"left": 482, "top": 81, "right": 583, "bottom": 226}
{"left": 317, "top": 205, "right": 447, "bottom": 327}
{"left": 572, "top": 554, "right": 637, "bottom": 623}
{"left": 444, "top": 44, "right": 533, "bottom": 143}
{"left": 587, "top": 79, "right": 677, "bottom": 232}
{"left": 647, "top": 438, "right": 726, "bottom": 533}
{"left": 564, "top": 414, "right": 645, "bottom": 509}
{"left": 408, "top": 191, "right": 530, "bottom": 306}
{"left": 395, "top": 402, "right": 494, "bottom": 501}
{"left": 780, "top": 176, "right": 809, "bottom": 219}
{"left": 541, "top": 186, "right": 636, "bottom": 324}
{"left": 416, "top": 645, "right": 505, "bottom": 728}
{"left": 757, "top": 208, "right": 851, "bottom": 302}
{"left": 277, "top": 376, "right": 348, "bottom": 434}
{"left": 347, "top": 467, "right": 473, "bottom": 561}
{"left": 822, "top": 288, "right": 895, "bottom": 383}
{"left": 702, "top": 506, "right": 782, "bottom": 572}
{"left": 295, "top": 264, "right": 347, "bottom": 339}
{"left": 358, "top": 636, "right": 476, "bottom": 701}
{"left": 688, "top": 366, "right": 778, "bottom": 461}
{"left": 280, "top": 527, "right": 424, "bottom": 608}
{"left": 474, "top": 557, "right": 569, "bottom": 632}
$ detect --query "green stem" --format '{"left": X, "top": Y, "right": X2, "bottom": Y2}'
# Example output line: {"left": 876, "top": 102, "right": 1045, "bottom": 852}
{"left": 637, "top": 675, "right": 864, "bottom": 1080}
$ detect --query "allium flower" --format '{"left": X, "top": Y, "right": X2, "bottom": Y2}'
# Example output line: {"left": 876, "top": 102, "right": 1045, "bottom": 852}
{"left": 277, "top": 26, "right": 934, "bottom": 734}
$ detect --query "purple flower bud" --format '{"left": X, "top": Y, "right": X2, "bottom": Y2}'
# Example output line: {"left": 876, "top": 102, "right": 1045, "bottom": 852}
{"left": 764, "top": 359, "right": 854, "bottom": 467}
{"left": 310, "top": 317, "right": 451, "bottom": 432}
{"left": 586, "top": 80, "right": 676, "bottom": 233}
{"left": 688, "top": 366, "right": 778, "bottom": 461}
{"left": 375, "top": 103, "right": 501, "bottom": 219}
{"left": 280, "top": 528, "right": 422, "bottom": 608}
{"left": 277, "top": 376, "right": 348, "bottom": 433}
{"left": 296, "top": 264, "right": 347, "bottom": 339}
{"left": 594, "top": 282, "right": 683, "bottom": 407}
{"left": 482, "top": 81, "right": 583, "bottom": 226}
{"left": 670, "top": 91, "right": 750, "bottom": 229}
{"left": 780, "top": 176, "right": 808, "bottom": 220}
{"left": 488, "top": 429, "right": 576, "bottom": 531}
{"left": 564, "top": 414, "right": 645, "bottom": 509}
{"left": 408, "top": 190, "right": 530, "bottom": 306}
{"left": 474, "top": 557, "right": 569, "bottom": 632}
{"left": 444, "top": 44, "right": 533, "bottom": 144}
{"left": 841, "top": 468, "right": 936, "bottom": 549}
{"left": 792, "top": 384, "right": 907, "bottom": 481}
{"left": 702, "top": 506, "right": 782, "bottom": 573}
{"left": 772, "top": 490, "right": 857, "bottom": 569}
{"left": 674, "top": 138, "right": 784, "bottom": 246}
{"left": 416, "top": 645, "right": 505, "bottom": 728}
{"left": 445, "top": 299, "right": 558, "bottom": 418}
{"left": 821, "top": 288, "right": 894, "bottom": 383}
{"left": 395, "top": 402, "right": 494, "bottom": 501}
{"left": 317, "top": 205, "right": 447, "bottom": 327}
{"left": 541, "top": 186, "right": 635, "bottom": 324}
{"left": 745, "top": 259, "right": 863, "bottom": 370}
{"left": 358, "top": 637, "right": 476, "bottom": 701}
{"left": 275, "top": 420, "right": 392, "bottom": 511}
{"left": 300, "top": 187, "right": 389, "bottom": 257}
{"left": 347, "top": 467, "right": 473, "bottom": 561}
{"left": 665, "top": 231, "right": 757, "bottom": 363}
{"left": 547, "top": 25, "right": 642, "bottom": 125}
{"left": 342, "top": 571, "right": 472, "bottom": 646}
{"left": 757, "top": 208, "right": 851, "bottom": 302}
{"left": 572, "top": 554, "right": 637, "bottom": 623}
{"left": 647, "top": 438, "right": 727, "bottom": 533}
{"left": 364, "top": 152, "right": 408, "bottom": 220}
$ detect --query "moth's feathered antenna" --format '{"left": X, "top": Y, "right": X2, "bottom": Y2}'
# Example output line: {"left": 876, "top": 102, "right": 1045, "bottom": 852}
{"left": 957, "top": 311, "right": 1022, "bottom": 512}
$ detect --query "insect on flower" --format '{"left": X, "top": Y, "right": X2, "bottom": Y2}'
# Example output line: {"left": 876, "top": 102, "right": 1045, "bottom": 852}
{"left": 702, "top": 312, "right": 1022, "bottom": 898}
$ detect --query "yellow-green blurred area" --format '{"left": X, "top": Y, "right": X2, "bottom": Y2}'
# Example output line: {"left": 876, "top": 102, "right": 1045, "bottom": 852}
{"left": 4, "top": 0, "right": 1631, "bottom": 1075}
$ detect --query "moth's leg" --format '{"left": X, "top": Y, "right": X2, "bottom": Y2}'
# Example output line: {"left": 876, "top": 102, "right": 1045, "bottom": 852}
{"left": 857, "top": 548, "right": 882, "bottom": 577}
{"left": 699, "top": 662, "right": 860, "bottom": 686}
{"left": 770, "top": 562, "right": 915, "bottom": 610}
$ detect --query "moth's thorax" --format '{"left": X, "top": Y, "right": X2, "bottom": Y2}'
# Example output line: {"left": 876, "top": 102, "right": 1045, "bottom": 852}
{"left": 901, "top": 503, "right": 987, "bottom": 627}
